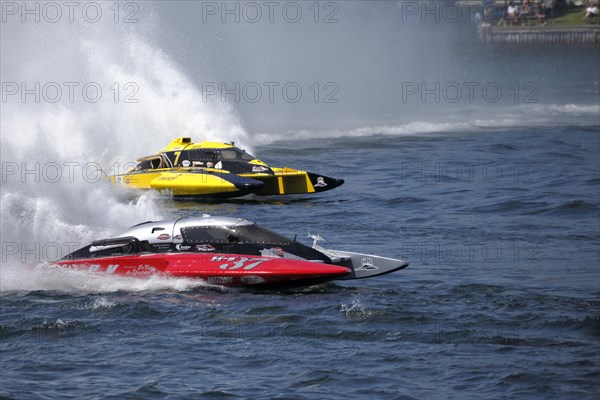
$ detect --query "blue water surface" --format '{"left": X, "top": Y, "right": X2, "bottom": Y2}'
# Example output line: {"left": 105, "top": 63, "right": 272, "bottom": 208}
{"left": 1, "top": 128, "right": 598, "bottom": 399}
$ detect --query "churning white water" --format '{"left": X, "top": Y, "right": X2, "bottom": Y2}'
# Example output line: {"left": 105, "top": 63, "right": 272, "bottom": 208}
{"left": 1, "top": 4, "right": 247, "bottom": 291}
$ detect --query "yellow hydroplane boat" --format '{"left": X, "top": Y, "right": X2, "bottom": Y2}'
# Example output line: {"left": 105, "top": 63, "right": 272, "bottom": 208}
{"left": 110, "top": 138, "right": 344, "bottom": 198}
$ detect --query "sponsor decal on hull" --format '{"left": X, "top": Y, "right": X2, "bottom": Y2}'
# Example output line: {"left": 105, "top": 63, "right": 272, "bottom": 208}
{"left": 195, "top": 244, "right": 216, "bottom": 252}
{"left": 58, "top": 263, "right": 157, "bottom": 275}
{"left": 210, "top": 255, "right": 270, "bottom": 270}
{"left": 356, "top": 257, "right": 378, "bottom": 271}
{"left": 240, "top": 276, "right": 265, "bottom": 285}
{"left": 314, "top": 177, "right": 327, "bottom": 187}
{"left": 207, "top": 276, "right": 234, "bottom": 285}
{"left": 124, "top": 264, "right": 157, "bottom": 276}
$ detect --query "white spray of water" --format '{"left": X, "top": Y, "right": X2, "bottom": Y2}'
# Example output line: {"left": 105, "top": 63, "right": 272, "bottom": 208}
{"left": 0, "top": 4, "right": 247, "bottom": 292}
{"left": 0, "top": 263, "right": 214, "bottom": 294}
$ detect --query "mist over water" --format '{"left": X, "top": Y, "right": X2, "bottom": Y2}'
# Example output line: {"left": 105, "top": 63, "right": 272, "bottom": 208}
{"left": 1, "top": 6, "right": 248, "bottom": 157}
{"left": 151, "top": 1, "right": 600, "bottom": 135}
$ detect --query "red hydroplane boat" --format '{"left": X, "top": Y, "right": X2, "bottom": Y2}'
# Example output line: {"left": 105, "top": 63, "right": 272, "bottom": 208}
{"left": 55, "top": 216, "right": 408, "bottom": 288}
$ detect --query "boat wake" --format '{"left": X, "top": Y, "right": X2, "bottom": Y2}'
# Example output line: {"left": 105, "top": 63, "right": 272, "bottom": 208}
{"left": 253, "top": 103, "right": 600, "bottom": 144}
{"left": 0, "top": 263, "right": 214, "bottom": 294}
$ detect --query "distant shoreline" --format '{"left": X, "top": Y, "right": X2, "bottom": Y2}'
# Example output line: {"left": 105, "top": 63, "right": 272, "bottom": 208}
{"left": 468, "top": 0, "right": 600, "bottom": 44}
{"left": 478, "top": 24, "right": 600, "bottom": 43}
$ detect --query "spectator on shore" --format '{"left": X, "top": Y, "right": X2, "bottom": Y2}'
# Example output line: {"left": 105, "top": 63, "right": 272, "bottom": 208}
{"left": 535, "top": 0, "right": 547, "bottom": 24}
{"left": 521, "top": 0, "right": 533, "bottom": 15}
{"left": 544, "top": 0, "right": 555, "bottom": 21}
{"left": 583, "top": 1, "right": 599, "bottom": 19}
{"left": 507, "top": 1, "right": 519, "bottom": 25}
{"left": 481, "top": 0, "right": 501, "bottom": 24}
{"left": 520, "top": 0, "right": 534, "bottom": 25}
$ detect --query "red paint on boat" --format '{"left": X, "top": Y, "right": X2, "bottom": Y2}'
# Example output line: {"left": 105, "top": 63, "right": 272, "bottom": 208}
{"left": 54, "top": 253, "right": 350, "bottom": 287}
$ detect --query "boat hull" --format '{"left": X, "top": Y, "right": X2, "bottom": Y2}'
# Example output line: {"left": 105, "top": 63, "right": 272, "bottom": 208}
{"left": 251, "top": 168, "right": 345, "bottom": 195}
{"left": 109, "top": 138, "right": 344, "bottom": 198}
{"left": 111, "top": 169, "right": 265, "bottom": 198}
{"left": 54, "top": 252, "right": 350, "bottom": 287}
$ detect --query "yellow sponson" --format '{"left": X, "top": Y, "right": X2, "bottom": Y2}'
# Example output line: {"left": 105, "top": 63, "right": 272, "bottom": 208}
{"left": 149, "top": 172, "right": 240, "bottom": 196}
{"left": 118, "top": 171, "right": 164, "bottom": 188}
{"left": 253, "top": 168, "right": 316, "bottom": 195}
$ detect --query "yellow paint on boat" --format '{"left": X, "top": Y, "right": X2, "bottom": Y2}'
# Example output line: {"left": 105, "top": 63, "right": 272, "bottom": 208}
{"left": 149, "top": 172, "right": 240, "bottom": 196}
{"left": 109, "top": 137, "right": 342, "bottom": 197}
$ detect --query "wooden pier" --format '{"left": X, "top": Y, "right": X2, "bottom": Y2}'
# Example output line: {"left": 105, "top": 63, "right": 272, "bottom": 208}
{"left": 478, "top": 25, "right": 600, "bottom": 44}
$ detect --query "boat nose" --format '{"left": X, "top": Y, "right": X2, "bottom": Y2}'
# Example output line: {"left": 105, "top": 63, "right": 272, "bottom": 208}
{"left": 307, "top": 173, "right": 345, "bottom": 192}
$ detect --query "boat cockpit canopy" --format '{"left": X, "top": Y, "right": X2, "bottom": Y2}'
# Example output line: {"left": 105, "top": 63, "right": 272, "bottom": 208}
{"left": 169, "top": 147, "right": 257, "bottom": 168}
{"left": 134, "top": 155, "right": 172, "bottom": 171}
{"left": 181, "top": 223, "right": 290, "bottom": 245}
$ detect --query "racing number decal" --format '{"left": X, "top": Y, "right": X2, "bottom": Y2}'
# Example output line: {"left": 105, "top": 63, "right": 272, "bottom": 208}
{"left": 211, "top": 256, "right": 269, "bottom": 270}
